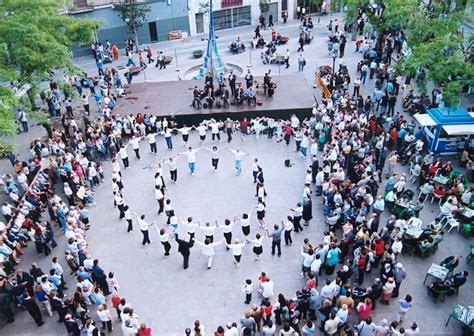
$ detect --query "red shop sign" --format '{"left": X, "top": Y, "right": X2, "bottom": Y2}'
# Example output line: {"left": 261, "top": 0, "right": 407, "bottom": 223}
{"left": 221, "top": 0, "right": 243, "bottom": 8}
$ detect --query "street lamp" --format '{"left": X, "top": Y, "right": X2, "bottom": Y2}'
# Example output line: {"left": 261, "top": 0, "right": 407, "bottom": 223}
{"left": 330, "top": 48, "right": 338, "bottom": 77}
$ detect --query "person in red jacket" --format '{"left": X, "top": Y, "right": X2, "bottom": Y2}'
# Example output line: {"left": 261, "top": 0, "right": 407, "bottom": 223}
{"left": 373, "top": 237, "right": 385, "bottom": 267}
{"left": 111, "top": 293, "right": 121, "bottom": 320}
{"left": 138, "top": 323, "right": 152, "bottom": 336}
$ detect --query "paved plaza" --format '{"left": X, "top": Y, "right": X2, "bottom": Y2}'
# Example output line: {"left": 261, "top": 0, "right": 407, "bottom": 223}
{"left": 0, "top": 13, "right": 472, "bottom": 336}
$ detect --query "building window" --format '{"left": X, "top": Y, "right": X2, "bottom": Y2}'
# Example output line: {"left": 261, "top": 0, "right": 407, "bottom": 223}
{"left": 213, "top": 8, "right": 233, "bottom": 30}
{"left": 213, "top": 5, "right": 251, "bottom": 31}
{"left": 232, "top": 5, "right": 251, "bottom": 27}
{"left": 196, "top": 13, "right": 204, "bottom": 34}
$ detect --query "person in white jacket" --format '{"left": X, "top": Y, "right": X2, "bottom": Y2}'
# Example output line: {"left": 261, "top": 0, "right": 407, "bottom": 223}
{"left": 195, "top": 238, "right": 223, "bottom": 269}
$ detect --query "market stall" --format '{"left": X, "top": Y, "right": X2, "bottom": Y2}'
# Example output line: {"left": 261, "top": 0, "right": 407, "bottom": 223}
{"left": 413, "top": 107, "right": 474, "bottom": 155}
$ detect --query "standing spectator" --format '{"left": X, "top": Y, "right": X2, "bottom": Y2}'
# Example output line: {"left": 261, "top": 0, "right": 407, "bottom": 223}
{"left": 392, "top": 263, "right": 407, "bottom": 298}
{"left": 64, "top": 314, "right": 81, "bottom": 335}
{"left": 242, "top": 279, "right": 253, "bottom": 304}
{"left": 381, "top": 278, "right": 396, "bottom": 305}
{"left": 96, "top": 304, "right": 113, "bottom": 332}
{"left": 23, "top": 292, "right": 44, "bottom": 326}
{"left": 18, "top": 110, "right": 28, "bottom": 133}
{"left": 398, "top": 295, "right": 413, "bottom": 323}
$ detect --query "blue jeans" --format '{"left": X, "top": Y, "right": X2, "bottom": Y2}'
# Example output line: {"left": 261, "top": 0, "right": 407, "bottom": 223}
{"left": 188, "top": 162, "right": 195, "bottom": 174}
{"left": 165, "top": 136, "right": 173, "bottom": 150}
{"left": 235, "top": 160, "right": 242, "bottom": 175}
{"left": 300, "top": 147, "right": 307, "bottom": 157}
{"left": 171, "top": 224, "right": 178, "bottom": 234}
{"left": 126, "top": 58, "right": 135, "bottom": 67}
{"left": 360, "top": 71, "right": 367, "bottom": 84}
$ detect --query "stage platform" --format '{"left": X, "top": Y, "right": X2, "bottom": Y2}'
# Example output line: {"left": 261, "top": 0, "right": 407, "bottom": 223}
{"left": 114, "top": 75, "right": 315, "bottom": 125}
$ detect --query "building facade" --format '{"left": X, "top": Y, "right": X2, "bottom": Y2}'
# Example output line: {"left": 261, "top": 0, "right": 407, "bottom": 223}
{"left": 69, "top": 0, "right": 301, "bottom": 57}
{"left": 188, "top": 0, "right": 294, "bottom": 37}
{"left": 70, "top": 0, "right": 190, "bottom": 57}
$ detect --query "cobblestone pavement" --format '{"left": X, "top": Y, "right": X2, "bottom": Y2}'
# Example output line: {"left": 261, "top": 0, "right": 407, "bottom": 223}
{"left": 0, "top": 13, "right": 472, "bottom": 336}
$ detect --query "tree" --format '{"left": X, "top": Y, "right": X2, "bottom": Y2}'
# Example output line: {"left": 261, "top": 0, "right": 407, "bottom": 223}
{"left": 0, "top": 0, "right": 97, "bottom": 136}
{"left": 114, "top": 0, "right": 151, "bottom": 52}
{"left": 343, "top": 0, "right": 473, "bottom": 106}
{"left": 259, "top": 0, "right": 270, "bottom": 15}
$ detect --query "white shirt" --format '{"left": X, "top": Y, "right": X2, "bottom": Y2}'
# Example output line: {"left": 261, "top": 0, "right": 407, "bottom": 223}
{"left": 196, "top": 241, "right": 222, "bottom": 256}
{"left": 155, "top": 188, "right": 164, "bottom": 200}
{"left": 197, "top": 125, "right": 207, "bottom": 136}
{"left": 249, "top": 236, "right": 264, "bottom": 247}
{"left": 185, "top": 221, "right": 199, "bottom": 234}
{"left": 301, "top": 252, "right": 314, "bottom": 267}
{"left": 97, "top": 309, "right": 111, "bottom": 322}
{"left": 186, "top": 150, "right": 197, "bottom": 163}
{"left": 227, "top": 242, "right": 246, "bottom": 256}
{"left": 261, "top": 281, "right": 274, "bottom": 298}
{"left": 52, "top": 262, "right": 64, "bottom": 276}
{"left": 138, "top": 218, "right": 151, "bottom": 231}
{"left": 147, "top": 133, "right": 156, "bottom": 144}
{"left": 159, "top": 232, "right": 170, "bottom": 243}
{"left": 222, "top": 222, "right": 234, "bottom": 234}
{"left": 231, "top": 150, "right": 246, "bottom": 161}
{"left": 311, "top": 258, "right": 322, "bottom": 273}
{"left": 211, "top": 123, "right": 219, "bottom": 134}
{"left": 119, "top": 147, "right": 128, "bottom": 159}
{"left": 200, "top": 225, "right": 217, "bottom": 236}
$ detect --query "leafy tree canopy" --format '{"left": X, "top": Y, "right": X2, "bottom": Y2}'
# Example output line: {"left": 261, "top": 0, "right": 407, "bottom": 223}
{"left": 344, "top": 0, "right": 473, "bottom": 106}
{"left": 0, "top": 0, "right": 97, "bottom": 136}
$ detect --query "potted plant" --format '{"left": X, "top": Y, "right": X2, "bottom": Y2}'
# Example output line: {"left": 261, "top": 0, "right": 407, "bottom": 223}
{"left": 192, "top": 50, "right": 204, "bottom": 58}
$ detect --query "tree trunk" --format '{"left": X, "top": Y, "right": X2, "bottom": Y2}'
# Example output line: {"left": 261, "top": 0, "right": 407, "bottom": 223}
{"left": 351, "top": 14, "right": 358, "bottom": 41}
{"left": 133, "top": 22, "right": 139, "bottom": 53}
{"left": 27, "top": 88, "right": 38, "bottom": 110}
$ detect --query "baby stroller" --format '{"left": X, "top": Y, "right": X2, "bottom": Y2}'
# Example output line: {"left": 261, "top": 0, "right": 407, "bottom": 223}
{"left": 103, "top": 49, "right": 113, "bottom": 64}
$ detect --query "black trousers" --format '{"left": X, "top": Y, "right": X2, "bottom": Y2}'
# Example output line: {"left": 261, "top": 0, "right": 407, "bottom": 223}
{"left": 271, "top": 240, "right": 281, "bottom": 256}
{"left": 122, "top": 157, "right": 129, "bottom": 168}
{"left": 141, "top": 229, "right": 151, "bottom": 245}
{"left": 182, "top": 253, "right": 190, "bottom": 269}
{"left": 157, "top": 198, "right": 164, "bottom": 214}
{"left": 284, "top": 230, "right": 292, "bottom": 245}
{"left": 353, "top": 86, "right": 360, "bottom": 96}
{"left": 127, "top": 219, "right": 133, "bottom": 232}
{"left": 101, "top": 320, "right": 112, "bottom": 332}
{"left": 212, "top": 158, "right": 219, "bottom": 170}
{"left": 224, "top": 232, "right": 232, "bottom": 249}
{"left": 170, "top": 169, "right": 177, "bottom": 182}
{"left": 226, "top": 128, "right": 232, "bottom": 143}
{"left": 161, "top": 241, "right": 171, "bottom": 256}
{"left": 212, "top": 133, "right": 220, "bottom": 141}
{"left": 117, "top": 204, "right": 125, "bottom": 219}
{"left": 134, "top": 148, "right": 140, "bottom": 159}
{"left": 293, "top": 216, "right": 303, "bottom": 232}
{"left": 26, "top": 304, "right": 43, "bottom": 325}
{"left": 245, "top": 293, "right": 252, "bottom": 304}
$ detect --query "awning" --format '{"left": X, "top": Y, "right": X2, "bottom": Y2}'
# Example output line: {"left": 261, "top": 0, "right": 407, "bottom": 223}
{"left": 442, "top": 125, "right": 474, "bottom": 135}
{"left": 414, "top": 113, "right": 437, "bottom": 126}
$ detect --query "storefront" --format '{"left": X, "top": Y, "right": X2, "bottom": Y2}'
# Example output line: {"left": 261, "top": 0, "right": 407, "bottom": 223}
{"left": 188, "top": 0, "right": 282, "bottom": 36}
{"left": 213, "top": 4, "right": 252, "bottom": 31}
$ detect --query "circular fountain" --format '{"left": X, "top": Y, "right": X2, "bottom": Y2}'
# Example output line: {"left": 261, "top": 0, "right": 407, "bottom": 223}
{"left": 180, "top": 63, "right": 244, "bottom": 81}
